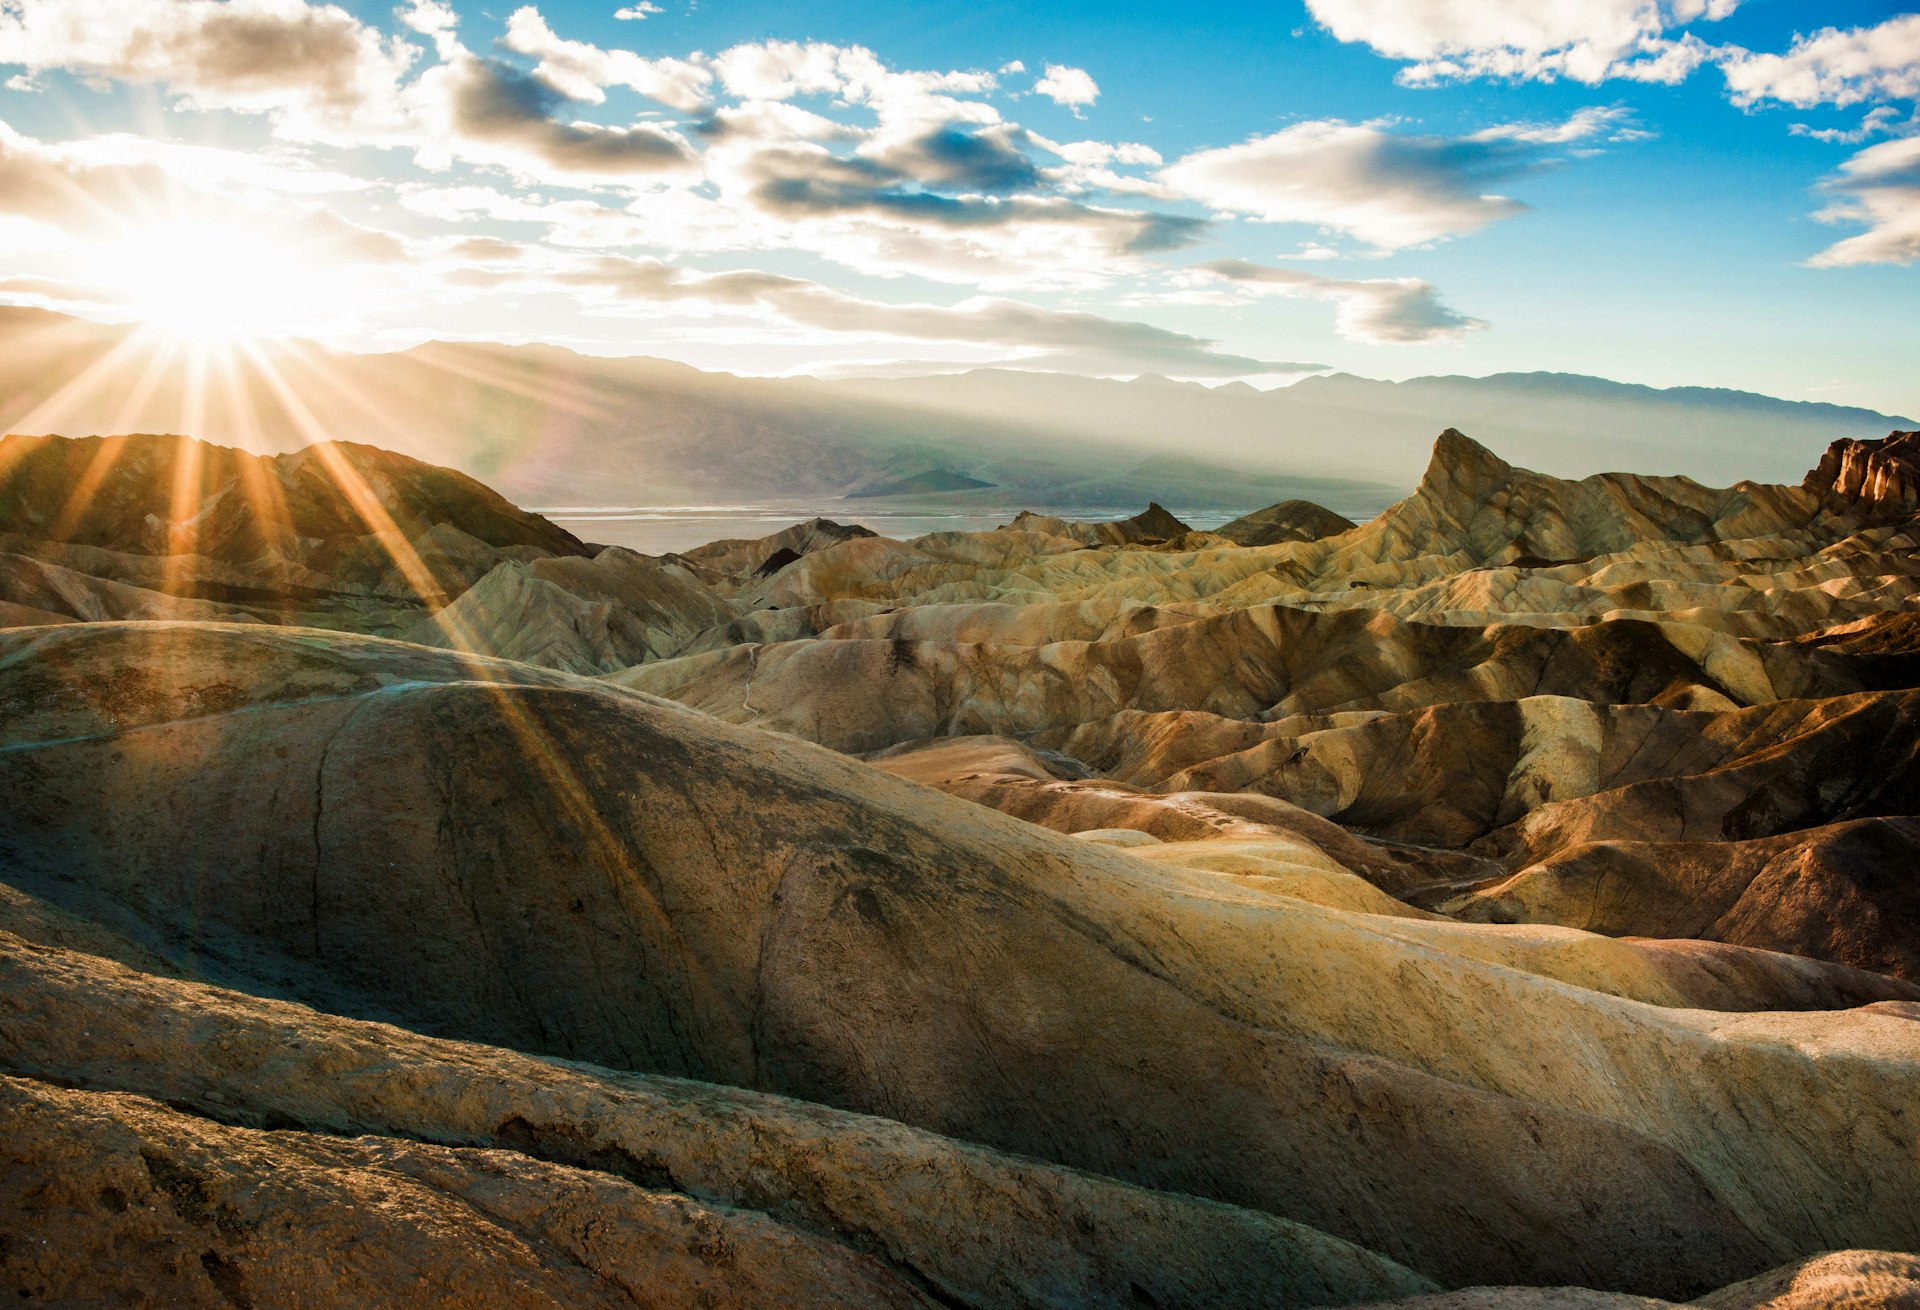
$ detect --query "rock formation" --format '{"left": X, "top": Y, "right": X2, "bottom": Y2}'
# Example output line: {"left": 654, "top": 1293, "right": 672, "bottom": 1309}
{"left": 1217, "top": 498, "right": 1360, "bottom": 546}
{"left": 3, "top": 426, "right": 1920, "bottom": 1306}
{"left": 1804, "top": 430, "right": 1920, "bottom": 521}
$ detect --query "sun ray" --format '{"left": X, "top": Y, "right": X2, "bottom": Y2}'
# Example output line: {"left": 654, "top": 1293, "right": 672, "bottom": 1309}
{"left": 213, "top": 344, "right": 299, "bottom": 594}
{"left": 385, "top": 344, "right": 623, "bottom": 423}
{"left": 235, "top": 338, "right": 471, "bottom": 625}
{"left": 228, "top": 348, "right": 674, "bottom": 943}
{"left": 3, "top": 324, "right": 163, "bottom": 449}
{"left": 46, "top": 332, "right": 186, "bottom": 543}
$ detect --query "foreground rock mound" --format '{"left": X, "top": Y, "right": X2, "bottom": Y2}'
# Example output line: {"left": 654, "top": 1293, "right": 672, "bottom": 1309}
{"left": 1, "top": 937, "right": 1429, "bottom": 1310}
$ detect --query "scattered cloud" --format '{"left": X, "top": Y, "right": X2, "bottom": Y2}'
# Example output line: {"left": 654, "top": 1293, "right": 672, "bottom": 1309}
{"left": 1195, "top": 258, "right": 1487, "bottom": 344}
{"left": 613, "top": 1, "right": 661, "bottom": 17}
{"left": 1791, "top": 106, "right": 1908, "bottom": 146}
{"left": 0, "top": 0, "right": 1674, "bottom": 373}
{"left": 1033, "top": 63, "right": 1098, "bottom": 113}
{"left": 1303, "top": 0, "right": 1737, "bottom": 86}
{"left": 1719, "top": 14, "right": 1920, "bottom": 110}
{"left": 1161, "top": 110, "right": 1626, "bottom": 251}
{"left": 1806, "top": 134, "right": 1920, "bottom": 268}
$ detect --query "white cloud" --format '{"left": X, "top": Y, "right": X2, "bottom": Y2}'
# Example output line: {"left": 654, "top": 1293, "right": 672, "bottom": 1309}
{"left": 1033, "top": 63, "right": 1098, "bottom": 112}
{"left": 1193, "top": 258, "right": 1487, "bottom": 345}
{"left": 1161, "top": 111, "right": 1624, "bottom": 251}
{"left": 1806, "top": 134, "right": 1920, "bottom": 268}
{"left": 1719, "top": 14, "right": 1920, "bottom": 110}
{"left": 502, "top": 6, "right": 709, "bottom": 110}
{"left": 1305, "top": 0, "right": 1736, "bottom": 86}
{"left": 708, "top": 38, "right": 997, "bottom": 118}
{"left": 0, "top": 0, "right": 418, "bottom": 142}
{"left": 999, "top": 59, "right": 1025, "bottom": 75}
{"left": 410, "top": 50, "right": 696, "bottom": 178}
{"left": 613, "top": 2, "right": 661, "bottom": 18}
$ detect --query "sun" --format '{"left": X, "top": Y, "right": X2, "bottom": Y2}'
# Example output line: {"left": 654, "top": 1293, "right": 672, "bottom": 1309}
{"left": 93, "top": 214, "right": 358, "bottom": 343}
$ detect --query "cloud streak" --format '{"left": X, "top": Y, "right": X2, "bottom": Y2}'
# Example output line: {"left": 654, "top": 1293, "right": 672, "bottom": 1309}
{"left": 1197, "top": 258, "right": 1488, "bottom": 345}
{"left": 553, "top": 255, "right": 1323, "bottom": 376}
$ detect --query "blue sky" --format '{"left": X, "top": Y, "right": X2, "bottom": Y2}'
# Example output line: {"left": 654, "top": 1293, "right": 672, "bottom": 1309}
{"left": 0, "top": 0, "right": 1915, "bottom": 415}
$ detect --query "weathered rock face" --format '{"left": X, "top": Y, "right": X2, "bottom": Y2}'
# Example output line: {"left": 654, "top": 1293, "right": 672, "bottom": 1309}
{"left": 7, "top": 622, "right": 1920, "bottom": 1301}
{"left": 407, "top": 548, "right": 738, "bottom": 674}
{"left": 0, "top": 1073, "right": 938, "bottom": 1310}
{"left": 1453, "top": 818, "right": 1920, "bottom": 982}
{"left": 1804, "top": 430, "right": 1920, "bottom": 521}
{"left": 1355, "top": 1249, "right": 1920, "bottom": 1309}
{"left": 0, "top": 938, "right": 1434, "bottom": 1310}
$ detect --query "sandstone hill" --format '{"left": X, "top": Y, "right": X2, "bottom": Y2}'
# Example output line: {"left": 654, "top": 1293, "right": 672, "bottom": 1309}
{"left": 2, "top": 425, "right": 1919, "bottom": 1306}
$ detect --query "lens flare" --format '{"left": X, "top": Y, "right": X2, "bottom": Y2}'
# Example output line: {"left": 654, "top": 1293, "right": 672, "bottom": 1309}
{"left": 93, "top": 215, "right": 361, "bottom": 343}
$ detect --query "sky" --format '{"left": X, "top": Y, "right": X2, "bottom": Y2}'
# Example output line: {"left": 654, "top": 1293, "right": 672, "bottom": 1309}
{"left": 0, "top": 0, "right": 1915, "bottom": 415}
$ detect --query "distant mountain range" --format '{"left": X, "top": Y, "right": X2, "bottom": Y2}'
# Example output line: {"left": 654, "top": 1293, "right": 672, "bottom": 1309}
{"left": 0, "top": 306, "right": 1907, "bottom": 512}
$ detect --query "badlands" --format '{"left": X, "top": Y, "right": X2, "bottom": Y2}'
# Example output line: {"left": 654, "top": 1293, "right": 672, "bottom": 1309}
{"left": 2, "top": 426, "right": 1919, "bottom": 1307}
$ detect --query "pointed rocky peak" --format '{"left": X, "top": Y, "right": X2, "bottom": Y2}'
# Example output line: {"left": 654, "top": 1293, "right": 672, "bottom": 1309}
{"left": 1430, "top": 428, "right": 1511, "bottom": 476}
{"left": 1417, "top": 428, "right": 1516, "bottom": 504}
{"left": 1118, "top": 502, "right": 1193, "bottom": 541}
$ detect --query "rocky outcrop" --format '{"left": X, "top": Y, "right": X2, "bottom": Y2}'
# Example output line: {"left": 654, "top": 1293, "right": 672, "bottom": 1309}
{"left": 1803, "top": 430, "right": 1920, "bottom": 521}
{"left": 614, "top": 606, "right": 1910, "bottom": 755}
{"left": 1005, "top": 501, "right": 1194, "bottom": 546}
{"left": 408, "top": 547, "right": 737, "bottom": 673}
{"left": 1453, "top": 817, "right": 1920, "bottom": 981}
{"left": 0, "top": 434, "right": 597, "bottom": 632}
{"left": 1216, "top": 498, "right": 1359, "bottom": 546}
{"left": 0, "top": 1073, "right": 937, "bottom": 1310}
{"left": 670, "top": 517, "right": 878, "bottom": 587}
{"left": 1356, "top": 1250, "right": 1920, "bottom": 1309}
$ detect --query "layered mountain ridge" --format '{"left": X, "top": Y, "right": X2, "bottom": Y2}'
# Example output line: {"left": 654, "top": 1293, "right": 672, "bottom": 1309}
{"left": 3, "top": 306, "right": 1913, "bottom": 507}
{"left": 2, "top": 420, "right": 1919, "bottom": 1307}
